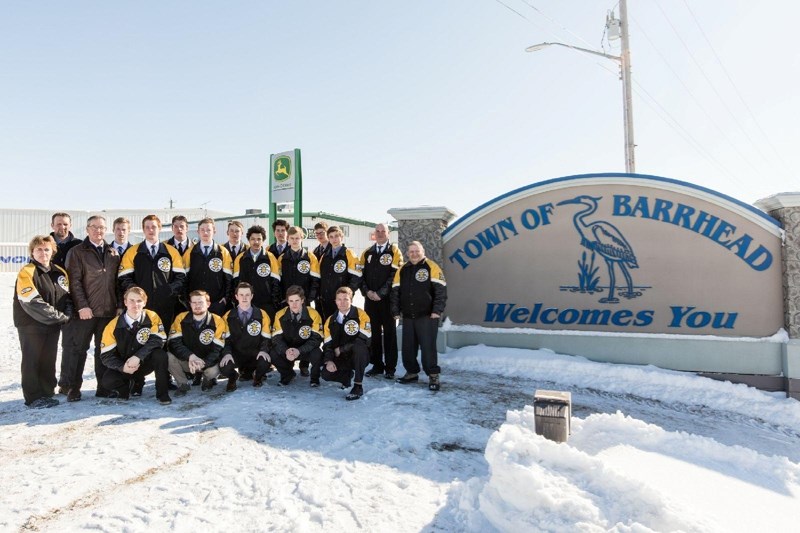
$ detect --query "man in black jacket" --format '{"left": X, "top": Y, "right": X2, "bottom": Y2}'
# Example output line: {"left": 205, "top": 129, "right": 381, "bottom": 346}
{"left": 99, "top": 286, "right": 171, "bottom": 404}
{"left": 184, "top": 218, "right": 233, "bottom": 316}
{"left": 233, "top": 225, "right": 282, "bottom": 321}
{"left": 271, "top": 285, "right": 323, "bottom": 386}
{"left": 219, "top": 283, "right": 272, "bottom": 390}
{"left": 49, "top": 212, "right": 82, "bottom": 269}
{"left": 320, "top": 287, "right": 371, "bottom": 400}
{"left": 359, "top": 223, "right": 402, "bottom": 379}
{"left": 318, "top": 225, "right": 361, "bottom": 321}
{"left": 167, "top": 290, "right": 227, "bottom": 395}
{"left": 391, "top": 241, "right": 447, "bottom": 391}
{"left": 62, "top": 215, "right": 120, "bottom": 401}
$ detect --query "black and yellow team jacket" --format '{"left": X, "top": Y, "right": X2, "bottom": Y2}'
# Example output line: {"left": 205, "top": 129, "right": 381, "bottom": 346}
{"left": 99, "top": 309, "right": 166, "bottom": 372}
{"left": 272, "top": 305, "right": 323, "bottom": 356}
{"left": 233, "top": 250, "right": 282, "bottom": 316}
{"left": 118, "top": 242, "right": 186, "bottom": 308}
{"left": 221, "top": 306, "right": 271, "bottom": 358}
{"left": 390, "top": 258, "right": 447, "bottom": 319}
{"left": 279, "top": 248, "right": 321, "bottom": 305}
{"left": 167, "top": 311, "right": 227, "bottom": 366}
{"left": 184, "top": 243, "right": 233, "bottom": 304}
{"left": 13, "top": 260, "right": 72, "bottom": 328}
{"left": 319, "top": 246, "right": 362, "bottom": 306}
{"left": 322, "top": 306, "right": 371, "bottom": 363}
{"left": 359, "top": 242, "right": 403, "bottom": 298}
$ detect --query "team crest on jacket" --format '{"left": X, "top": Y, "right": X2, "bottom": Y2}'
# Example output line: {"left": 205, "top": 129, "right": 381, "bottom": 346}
{"left": 247, "top": 321, "right": 261, "bottom": 336}
{"left": 136, "top": 327, "right": 151, "bottom": 344}
{"left": 297, "top": 260, "right": 311, "bottom": 274}
{"left": 379, "top": 253, "right": 392, "bottom": 266}
{"left": 333, "top": 259, "right": 346, "bottom": 273}
{"left": 256, "top": 263, "right": 272, "bottom": 277}
{"left": 208, "top": 257, "right": 223, "bottom": 272}
{"left": 57, "top": 275, "right": 69, "bottom": 291}
{"left": 415, "top": 269, "right": 429, "bottom": 282}
{"left": 157, "top": 257, "right": 172, "bottom": 272}
{"left": 199, "top": 328, "right": 215, "bottom": 345}
{"left": 299, "top": 325, "right": 312, "bottom": 339}
{"left": 344, "top": 319, "right": 359, "bottom": 336}
{"left": 21, "top": 287, "right": 32, "bottom": 295}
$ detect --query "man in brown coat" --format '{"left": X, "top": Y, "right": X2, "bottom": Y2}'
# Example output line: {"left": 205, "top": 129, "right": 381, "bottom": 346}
{"left": 62, "top": 215, "right": 121, "bottom": 401}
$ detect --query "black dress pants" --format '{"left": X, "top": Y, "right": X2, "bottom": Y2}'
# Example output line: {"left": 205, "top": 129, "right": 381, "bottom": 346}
{"left": 101, "top": 348, "right": 171, "bottom": 400}
{"left": 18, "top": 325, "right": 60, "bottom": 405}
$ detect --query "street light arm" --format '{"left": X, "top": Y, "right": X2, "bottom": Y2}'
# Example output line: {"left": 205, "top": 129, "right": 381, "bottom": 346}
{"left": 525, "top": 42, "right": 621, "bottom": 62}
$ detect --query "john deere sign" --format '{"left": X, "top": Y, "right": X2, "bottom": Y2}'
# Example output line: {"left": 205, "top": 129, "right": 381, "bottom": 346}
{"left": 442, "top": 174, "right": 783, "bottom": 336}
{"left": 270, "top": 149, "right": 300, "bottom": 204}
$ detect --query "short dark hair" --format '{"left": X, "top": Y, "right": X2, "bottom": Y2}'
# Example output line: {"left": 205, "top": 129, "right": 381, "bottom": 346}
{"left": 51, "top": 212, "right": 71, "bottom": 223}
{"left": 247, "top": 225, "right": 267, "bottom": 240}
{"left": 285, "top": 285, "right": 306, "bottom": 301}
{"left": 171, "top": 215, "right": 189, "bottom": 225}
{"left": 313, "top": 221, "right": 329, "bottom": 231}
{"left": 235, "top": 281, "right": 254, "bottom": 294}
{"left": 272, "top": 219, "right": 289, "bottom": 231}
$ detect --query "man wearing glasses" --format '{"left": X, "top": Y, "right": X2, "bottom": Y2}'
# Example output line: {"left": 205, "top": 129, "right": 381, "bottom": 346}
{"left": 61, "top": 215, "right": 120, "bottom": 401}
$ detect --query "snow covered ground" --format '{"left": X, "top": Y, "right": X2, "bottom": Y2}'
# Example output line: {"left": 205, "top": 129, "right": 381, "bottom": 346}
{"left": 1, "top": 272, "right": 799, "bottom": 532}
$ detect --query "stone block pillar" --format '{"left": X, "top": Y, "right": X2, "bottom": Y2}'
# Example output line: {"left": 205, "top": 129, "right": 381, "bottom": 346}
{"left": 387, "top": 206, "right": 457, "bottom": 265}
{"left": 756, "top": 193, "right": 800, "bottom": 399}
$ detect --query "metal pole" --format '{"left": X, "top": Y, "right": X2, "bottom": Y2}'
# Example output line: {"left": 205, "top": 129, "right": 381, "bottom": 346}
{"left": 619, "top": 0, "right": 635, "bottom": 173}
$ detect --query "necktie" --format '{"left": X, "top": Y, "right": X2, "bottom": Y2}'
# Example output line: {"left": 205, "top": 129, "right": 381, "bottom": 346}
{"left": 293, "top": 313, "right": 300, "bottom": 323}
{"left": 97, "top": 245, "right": 104, "bottom": 256}
{"left": 231, "top": 245, "right": 237, "bottom": 256}
{"left": 278, "top": 244, "right": 284, "bottom": 254}
{"left": 377, "top": 245, "right": 383, "bottom": 254}
{"left": 150, "top": 244, "right": 157, "bottom": 257}
{"left": 177, "top": 243, "right": 183, "bottom": 254}
{"left": 239, "top": 312, "right": 248, "bottom": 324}
{"left": 117, "top": 245, "right": 123, "bottom": 255}
{"left": 204, "top": 245, "right": 210, "bottom": 257}
{"left": 131, "top": 320, "right": 139, "bottom": 331}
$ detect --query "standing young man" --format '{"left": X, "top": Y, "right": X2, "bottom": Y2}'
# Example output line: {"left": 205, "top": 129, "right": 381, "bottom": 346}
{"left": 223, "top": 220, "right": 247, "bottom": 259}
{"left": 268, "top": 219, "right": 289, "bottom": 258}
{"left": 184, "top": 218, "right": 233, "bottom": 316}
{"left": 165, "top": 215, "right": 192, "bottom": 256}
{"left": 318, "top": 226, "right": 361, "bottom": 321}
{"left": 233, "top": 225, "right": 282, "bottom": 321}
{"left": 118, "top": 215, "right": 187, "bottom": 332}
{"left": 49, "top": 212, "right": 82, "bottom": 269}
{"left": 167, "top": 290, "right": 227, "bottom": 395}
{"left": 111, "top": 217, "right": 133, "bottom": 257}
{"left": 391, "top": 241, "right": 447, "bottom": 391}
{"left": 359, "top": 223, "right": 402, "bottom": 379}
{"left": 319, "top": 287, "right": 371, "bottom": 401}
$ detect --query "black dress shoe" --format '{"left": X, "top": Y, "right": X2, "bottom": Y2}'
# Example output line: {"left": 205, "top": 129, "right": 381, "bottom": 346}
{"left": 345, "top": 384, "right": 363, "bottom": 401}
{"left": 428, "top": 374, "right": 441, "bottom": 391}
{"left": 253, "top": 376, "right": 264, "bottom": 388}
{"left": 226, "top": 371, "right": 239, "bottom": 392}
{"left": 310, "top": 380, "right": 320, "bottom": 388}
{"left": 300, "top": 368, "right": 310, "bottom": 377}
{"left": 396, "top": 373, "right": 419, "bottom": 384}
{"left": 278, "top": 374, "right": 294, "bottom": 386}
{"left": 365, "top": 366, "right": 384, "bottom": 378}
{"left": 201, "top": 378, "right": 216, "bottom": 391}
{"left": 66, "top": 388, "right": 82, "bottom": 402}
{"left": 383, "top": 372, "right": 395, "bottom": 380}
{"left": 192, "top": 373, "right": 203, "bottom": 386}
{"left": 157, "top": 395, "right": 172, "bottom": 405}
{"left": 130, "top": 379, "right": 144, "bottom": 397}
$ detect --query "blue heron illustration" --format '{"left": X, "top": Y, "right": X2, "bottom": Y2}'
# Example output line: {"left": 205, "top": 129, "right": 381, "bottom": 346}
{"left": 557, "top": 195, "right": 639, "bottom": 303}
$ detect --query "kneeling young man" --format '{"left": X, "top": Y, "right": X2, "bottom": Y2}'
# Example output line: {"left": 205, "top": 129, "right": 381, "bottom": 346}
{"left": 99, "top": 287, "right": 172, "bottom": 404}
{"left": 219, "top": 282, "right": 272, "bottom": 391}
{"left": 167, "top": 290, "right": 227, "bottom": 395}
{"left": 320, "top": 286, "right": 371, "bottom": 400}
{"left": 271, "top": 285, "right": 323, "bottom": 386}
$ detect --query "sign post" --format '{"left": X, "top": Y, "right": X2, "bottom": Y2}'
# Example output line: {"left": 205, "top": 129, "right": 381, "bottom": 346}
{"left": 269, "top": 149, "right": 303, "bottom": 242}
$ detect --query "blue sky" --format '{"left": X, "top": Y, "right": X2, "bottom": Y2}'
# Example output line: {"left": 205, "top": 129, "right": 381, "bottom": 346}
{"left": 1, "top": 1, "right": 796, "bottom": 223}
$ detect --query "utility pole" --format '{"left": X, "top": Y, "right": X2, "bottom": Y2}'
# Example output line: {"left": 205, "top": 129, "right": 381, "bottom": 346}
{"left": 619, "top": 0, "right": 635, "bottom": 173}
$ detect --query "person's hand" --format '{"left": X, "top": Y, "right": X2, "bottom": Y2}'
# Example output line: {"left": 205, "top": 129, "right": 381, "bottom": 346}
{"left": 188, "top": 354, "right": 205, "bottom": 373}
{"left": 431, "top": 313, "right": 441, "bottom": 319}
{"left": 219, "top": 353, "right": 234, "bottom": 367}
{"left": 257, "top": 351, "right": 271, "bottom": 362}
{"left": 367, "top": 290, "right": 380, "bottom": 301}
{"left": 123, "top": 356, "right": 141, "bottom": 374}
{"left": 78, "top": 308, "right": 93, "bottom": 320}
{"left": 325, "top": 361, "right": 337, "bottom": 373}
{"left": 334, "top": 347, "right": 341, "bottom": 357}
{"left": 286, "top": 348, "right": 300, "bottom": 361}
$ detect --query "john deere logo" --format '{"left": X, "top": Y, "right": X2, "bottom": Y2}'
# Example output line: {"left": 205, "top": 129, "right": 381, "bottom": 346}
{"left": 273, "top": 156, "right": 292, "bottom": 181}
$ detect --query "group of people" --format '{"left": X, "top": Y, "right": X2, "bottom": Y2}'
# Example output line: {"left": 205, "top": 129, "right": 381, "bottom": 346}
{"left": 13, "top": 212, "right": 447, "bottom": 409}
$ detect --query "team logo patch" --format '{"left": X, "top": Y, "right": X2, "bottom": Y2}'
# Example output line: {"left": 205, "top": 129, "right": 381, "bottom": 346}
{"left": 157, "top": 257, "right": 171, "bottom": 272}
{"left": 297, "top": 260, "right": 311, "bottom": 274}
{"left": 57, "top": 275, "right": 69, "bottom": 291}
{"left": 136, "top": 327, "right": 151, "bottom": 345}
{"left": 247, "top": 321, "right": 261, "bottom": 336}
{"left": 343, "top": 319, "right": 359, "bottom": 336}
{"left": 256, "top": 263, "right": 272, "bottom": 277}
{"left": 379, "top": 253, "right": 392, "bottom": 266}
{"left": 333, "top": 259, "right": 347, "bottom": 274}
{"left": 199, "top": 328, "right": 215, "bottom": 345}
{"left": 415, "top": 269, "right": 429, "bottom": 282}
{"left": 208, "top": 257, "right": 223, "bottom": 272}
{"left": 21, "top": 287, "right": 32, "bottom": 295}
{"left": 299, "top": 325, "right": 312, "bottom": 339}
{"left": 158, "top": 323, "right": 165, "bottom": 333}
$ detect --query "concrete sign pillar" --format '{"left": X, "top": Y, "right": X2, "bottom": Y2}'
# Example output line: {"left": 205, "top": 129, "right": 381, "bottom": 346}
{"left": 756, "top": 193, "right": 800, "bottom": 399}
{"left": 387, "top": 206, "right": 457, "bottom": 265}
